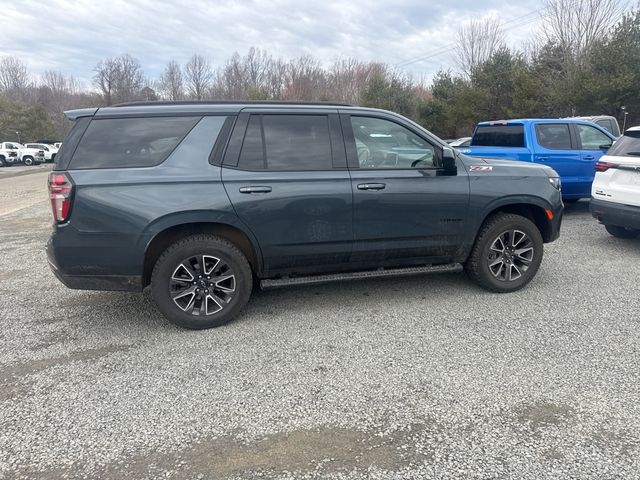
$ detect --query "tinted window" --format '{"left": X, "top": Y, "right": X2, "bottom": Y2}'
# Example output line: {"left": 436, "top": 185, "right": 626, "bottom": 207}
{"left": 471, "top": 125, "right": 525, "bottom": 147}
{"left": 238, "top": 115, "right": 332, "bottom": 170}
{"left": 70, "top": 116, "right": 200, "bottom": 169}
{"left": 54, "top": 117, "right": 90, "bottom": 169}
{"left": 576, "top": 124, "right": 612, "bottom": 150}
{"left": 350, "top": 116, "right": 436, "bottom": 169}
{"left": 607, "top": 130, "right": 640, "bottom": 157}
{"left": 238, "top": 115, "right": 265, "bottom": 170}
{"left": 535, "top": 124, "right": 572, "bottom": 150}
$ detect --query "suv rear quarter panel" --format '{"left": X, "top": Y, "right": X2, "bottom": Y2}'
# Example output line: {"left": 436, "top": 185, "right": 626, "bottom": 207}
{"left": 51, "top": 115, "right": 259, "bottom": 282}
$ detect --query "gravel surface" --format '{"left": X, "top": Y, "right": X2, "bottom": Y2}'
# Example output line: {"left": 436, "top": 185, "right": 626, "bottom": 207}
{"left": 0, "top": 180, "right": 639, "bottom": 479}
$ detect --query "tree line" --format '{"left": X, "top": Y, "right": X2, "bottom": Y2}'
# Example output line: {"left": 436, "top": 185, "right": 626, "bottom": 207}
{"left": 0, "top": 0, "right": 637, "bottom": 142}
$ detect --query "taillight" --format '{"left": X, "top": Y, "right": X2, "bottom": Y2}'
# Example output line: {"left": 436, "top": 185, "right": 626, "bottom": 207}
{"left": 595, "top": 161, "right": 617, "bottom": 172}
{"left": 48, "top": 172, "right": 73, "bottom": 222}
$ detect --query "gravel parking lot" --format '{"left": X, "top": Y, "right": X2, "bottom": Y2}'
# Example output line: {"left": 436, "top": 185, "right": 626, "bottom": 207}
{"left": 1, "top": 170, "right": 639, "bottom": 479}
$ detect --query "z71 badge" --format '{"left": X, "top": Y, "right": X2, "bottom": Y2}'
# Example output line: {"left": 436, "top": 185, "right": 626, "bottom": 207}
{"left": 469, "top": 165, "right": 493, "bottom": 172}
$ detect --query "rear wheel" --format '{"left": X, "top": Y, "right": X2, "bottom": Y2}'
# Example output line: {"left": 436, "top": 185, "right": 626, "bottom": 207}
{"left": 151, "top": 235, "right": 252, "bottom": 329}
{"left": 465, "top": 213, "right": 544, "bottom": 292}
{"left": 605, "top": 225, "right": 640, "bottom": 239}
{"left": 0, "top": 157, "right": 5, "bottom": 167}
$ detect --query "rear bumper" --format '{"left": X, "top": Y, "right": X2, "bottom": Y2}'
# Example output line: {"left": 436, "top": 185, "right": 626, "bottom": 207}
{"left": 46, "top": 229, "right": 144, "bottom": 292}
{"left": 590, "top": 198, "right": 640, "bottom": 230}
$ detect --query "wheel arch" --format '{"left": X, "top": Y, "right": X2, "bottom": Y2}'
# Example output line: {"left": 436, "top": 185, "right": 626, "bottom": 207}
{"left": 142, "top": 220, "right": 262, "bottom": 288}
{"left": 479, "top": 198, "right": 555, "bottom": 243}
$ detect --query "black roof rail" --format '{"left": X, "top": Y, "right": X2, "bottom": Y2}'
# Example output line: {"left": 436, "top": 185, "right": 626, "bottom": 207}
{"left": 111, "top": 100, "right": 355, "bottom": 107}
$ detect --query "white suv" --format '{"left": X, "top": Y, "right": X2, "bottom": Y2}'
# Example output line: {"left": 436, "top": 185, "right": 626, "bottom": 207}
{"left": 591, "top": 126, "right": 640, "bottom": 238}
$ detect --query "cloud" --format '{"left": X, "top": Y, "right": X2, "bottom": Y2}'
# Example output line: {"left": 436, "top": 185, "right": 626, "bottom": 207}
{"left": 1, "top": 0, "right": 541, "bottom": 85}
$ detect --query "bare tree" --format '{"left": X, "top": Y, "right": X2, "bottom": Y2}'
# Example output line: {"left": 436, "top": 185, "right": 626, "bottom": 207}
{"left": 0, "top": 56, "right": 32, "bottom": 98}
{"left": 455, "top": 18, "right": 505, "bottom": 77}
{"left": 540, "top": 0, "right": 625, "bottom": 65}
{"left": 185, "top": 54, "right": 213, "bottom": 100}
{"left": 93, "top": 54, "right": 144, "bottom": 105}
{"left": 159, "top": 60, "right": 183, "bottom": 101}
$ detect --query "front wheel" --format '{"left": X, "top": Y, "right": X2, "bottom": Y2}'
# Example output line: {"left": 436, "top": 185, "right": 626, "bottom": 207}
{"left": 23, "top": 156, "right": 34, "bottom": 166}
{"left": 465, "top": 213, "right": 544, "bottom": 293}
{"left": 151, "top": 235, "right": 252, "bottom": 329}
{"left": 605, "top": 225, "right": 639, "bottom": 239}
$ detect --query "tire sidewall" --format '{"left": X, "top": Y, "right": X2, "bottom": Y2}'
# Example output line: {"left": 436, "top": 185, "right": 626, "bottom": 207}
{"left": 476, "top": 217, "right": 544, "bottom": 292}
{"left": 23, "top": 156, "right": 34, "bottom": 166}
{"left": 151, "top": 238, "right": 252, "bottom": 329}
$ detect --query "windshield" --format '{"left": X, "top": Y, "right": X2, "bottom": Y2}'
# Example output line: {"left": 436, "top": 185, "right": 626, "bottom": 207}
{"left": 607, "top": 130, "right": 640, "bottom": 157}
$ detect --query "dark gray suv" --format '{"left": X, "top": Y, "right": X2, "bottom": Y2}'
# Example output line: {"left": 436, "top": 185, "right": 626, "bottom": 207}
{"left": 47, "top": 102, "right": 563, "bottom": 329}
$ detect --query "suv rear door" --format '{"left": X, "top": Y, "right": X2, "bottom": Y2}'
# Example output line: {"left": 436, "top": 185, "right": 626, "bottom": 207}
{"left": 531, "top": 122, "right": 583, "bottom": 198}
{"left": 573, "top": 123, "right": 614, "bottom": 197}
{"left": 221, "top": 109, "right": 352, "bottom": 276}
{"left": 341, "top": 111, "right": 469, "bottom": 266}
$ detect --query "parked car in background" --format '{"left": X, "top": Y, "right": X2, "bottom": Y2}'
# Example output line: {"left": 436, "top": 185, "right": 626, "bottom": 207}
{"left": 47, "top": 102, "right": 563, "bottom": 329}
{"left": 568, "top": 115, "right": 621, "bottom": 137}
{"left": 590, "top": 126, "right": 640, "bottom": 238}
{"left": 449, "top": 137, "right": 472, "bottom": 148}
{"left": 0, "top": 145, "right": 19, "bottom": 167}
{"left": 0, "top": 142, "right": 45, "bottom": 165}
{"left": 25, "top": 143, "right": 59, "bottom": 162}
{"left": 462, "top": 119, "right": 617, "bottom": 201}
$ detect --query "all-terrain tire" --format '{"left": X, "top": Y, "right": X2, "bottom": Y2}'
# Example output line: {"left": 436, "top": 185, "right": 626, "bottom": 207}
{"left": 151, "top": 235, "right": 253, "bottom": 329}
{"left": 464, "top": 213, "right": 544, "bottom": 293}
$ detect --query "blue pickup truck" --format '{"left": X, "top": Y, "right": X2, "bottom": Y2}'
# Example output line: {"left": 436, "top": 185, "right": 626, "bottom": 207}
{"left": 461, "top": 119, "right": 618, "bottom": 200}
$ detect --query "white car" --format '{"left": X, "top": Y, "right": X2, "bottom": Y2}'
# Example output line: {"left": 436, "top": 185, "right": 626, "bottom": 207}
{"left": 0, "top": 142, "right": 45, "bottom": 166}
{"left": 25, "top": 143, "right": 58, "bottom": 162}
{"left": 0, "top": 146, "right": 19, "bottom": 167}
{"left": 590, "top": 126, "right": 640, "bottom": 238}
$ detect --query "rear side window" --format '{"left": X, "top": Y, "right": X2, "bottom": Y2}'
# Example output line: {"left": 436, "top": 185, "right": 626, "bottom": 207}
{"left": 607, "top": 130, "right": 640, "bottom": 157}
{"left": 70, "top": 116, "right": 200, "bottom": 169}
{"left": 535, "top": 124, "right": 572, "bottom": 150}
{"left": 237, "top": 115, "right": 332, "bottom": 170}
{"left": 471, "top": 125, "right": 525, "bottom": 148}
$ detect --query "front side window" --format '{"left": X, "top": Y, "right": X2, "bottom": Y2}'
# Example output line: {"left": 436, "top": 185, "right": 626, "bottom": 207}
{"left": 237, "top": 115, "right": 332, "bottom": 171}
{"left": 70, "top": 116, "right": 200, "bottom": 169}
{"left": 350, "top": 116, "right": 436, "bottom": 169}
{"left": 535, "top": 124, "right": 572, "bottom": 150}
{"left": 577, "top": 124, "right": 612, "bottom": 150}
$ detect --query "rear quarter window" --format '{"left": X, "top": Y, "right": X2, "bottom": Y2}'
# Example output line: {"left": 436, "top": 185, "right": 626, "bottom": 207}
{"left": 471, "top": 125, "right": 525, "bottom": 148}
{"left": 69, "top": 116, "right": 200, "bottom": 169}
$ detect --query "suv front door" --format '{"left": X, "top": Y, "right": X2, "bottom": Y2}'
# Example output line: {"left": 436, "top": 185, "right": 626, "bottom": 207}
{"left": 221, "top": 110, "right": 352, "bottom": 276}
{"left": 342, "top": 113, "right": 470, "bottom": 267}
{"left": 574, "top": 123, "right": 614, "bottom": 198}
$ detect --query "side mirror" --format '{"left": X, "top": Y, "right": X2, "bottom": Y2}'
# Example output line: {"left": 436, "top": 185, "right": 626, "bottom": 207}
{"left": 599, "top": 143, "right": 612, "bottom": 151}
{"left": 442, "top": 147, "right": 457, "bottom": 175}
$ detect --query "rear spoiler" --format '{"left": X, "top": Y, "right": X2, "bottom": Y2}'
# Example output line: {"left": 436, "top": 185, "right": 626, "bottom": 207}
{"left": 64, "top": 108, "right": 98, "bottom": 120}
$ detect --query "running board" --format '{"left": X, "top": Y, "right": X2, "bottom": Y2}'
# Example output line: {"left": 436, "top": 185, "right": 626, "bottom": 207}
{"left": 260, "top": 263, "right": 461, "bottom": 290}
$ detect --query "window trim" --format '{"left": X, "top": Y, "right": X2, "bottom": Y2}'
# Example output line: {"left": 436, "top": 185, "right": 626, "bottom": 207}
{"left": 209, "top": 116, "right": 236, "bottom": 166}
{"left": 341, "top": 113, "right": 443, "bottom": 171}
{"left": 534, "top": 123, "right": 574, "bottom": 151}
{"left": 228, "top": 113, "right": 340, "bottom": 172}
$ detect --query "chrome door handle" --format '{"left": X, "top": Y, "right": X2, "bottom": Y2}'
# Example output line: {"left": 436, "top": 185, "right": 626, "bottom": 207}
{"left": 357, "top": 183, "right": 386, "bottom": 190}
{"left": 239, "top": 186, "right": 272, "bottom": 194}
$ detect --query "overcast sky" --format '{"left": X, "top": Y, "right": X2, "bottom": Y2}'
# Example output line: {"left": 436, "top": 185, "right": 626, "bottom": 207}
{"left": 2, "top": 0, "right": 543, "bottom": 86}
